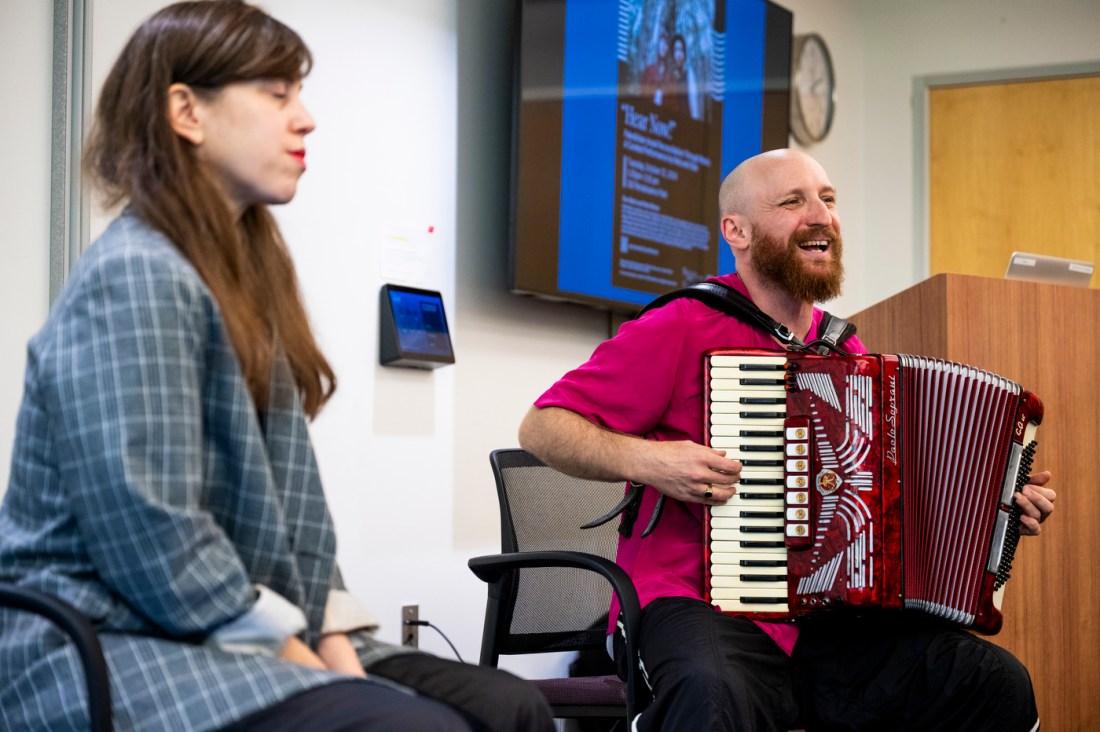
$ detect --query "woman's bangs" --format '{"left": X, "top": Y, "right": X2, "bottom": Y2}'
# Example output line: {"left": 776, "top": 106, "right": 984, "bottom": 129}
{"left": 236, "top": 15, "right": 312, "bottom": 81}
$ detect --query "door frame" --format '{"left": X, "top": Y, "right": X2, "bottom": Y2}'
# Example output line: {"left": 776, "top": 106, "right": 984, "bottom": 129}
{"left": 49, "top": 0, "right": 93, "bottom": 303}
{"left": 911, "top": 61, "right": 1100, "bottom": 281}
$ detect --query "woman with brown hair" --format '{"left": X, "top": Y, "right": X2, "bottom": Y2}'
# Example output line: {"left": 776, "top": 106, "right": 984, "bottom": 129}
{"left": 0, "top": 2, "right": 551, "bottom": 729}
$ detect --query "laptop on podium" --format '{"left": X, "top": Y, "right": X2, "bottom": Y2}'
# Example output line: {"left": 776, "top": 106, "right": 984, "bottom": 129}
{"left": 1004, "top": 252, "right": 1094, "bottom": 288}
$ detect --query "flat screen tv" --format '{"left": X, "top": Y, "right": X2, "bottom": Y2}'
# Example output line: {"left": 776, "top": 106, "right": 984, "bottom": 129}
{"left": 509, "top": 0, "right": 793, "bottom": 313}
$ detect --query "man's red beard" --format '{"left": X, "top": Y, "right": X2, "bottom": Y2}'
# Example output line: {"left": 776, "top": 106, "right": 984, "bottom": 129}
{"left": 750, "top": 227, "right": 844, "bottom": 303}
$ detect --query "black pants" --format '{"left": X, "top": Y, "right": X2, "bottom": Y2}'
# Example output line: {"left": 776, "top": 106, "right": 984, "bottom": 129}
{"left": 224, "top": 653, "right": 554, "bottom": 732}
{"left": 615, "top": 597, "right": 1038, "bottom": 732}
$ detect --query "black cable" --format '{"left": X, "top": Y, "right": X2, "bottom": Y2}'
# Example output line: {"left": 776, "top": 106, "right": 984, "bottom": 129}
{"left": 405, "top": 619, "right": 466, "bottom": 663}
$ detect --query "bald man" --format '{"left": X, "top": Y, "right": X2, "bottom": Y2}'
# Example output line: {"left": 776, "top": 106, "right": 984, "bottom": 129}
{"left": 519, "top": 149, "right": 1054, "bottom": 731}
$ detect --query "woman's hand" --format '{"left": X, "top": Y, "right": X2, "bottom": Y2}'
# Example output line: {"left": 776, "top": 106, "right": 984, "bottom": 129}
{"left": 317, "top": 633, "right": 368, "bottom": 678}
{"left": 279, "top": 635, "right": 327, "bottom": 670}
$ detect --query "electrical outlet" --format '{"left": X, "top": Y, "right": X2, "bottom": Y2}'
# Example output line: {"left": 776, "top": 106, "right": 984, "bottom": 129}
{"left": 402, "top": 604, "right": 419, "bottom": 648}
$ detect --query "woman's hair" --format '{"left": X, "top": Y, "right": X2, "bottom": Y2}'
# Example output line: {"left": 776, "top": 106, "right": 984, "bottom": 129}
{"left": 83, "top": 0, "right": 335, "bottom": 418}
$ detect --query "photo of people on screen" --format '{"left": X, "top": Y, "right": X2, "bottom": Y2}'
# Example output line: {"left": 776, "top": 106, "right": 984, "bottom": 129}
{"left": 640, "top": 32, "right": 670, "bottom": 106}
{"left": 626, "top": 0, "right": 711, "bottom": 122}
{"left": 667, "top": 34, "right": 703, "bottom": 120}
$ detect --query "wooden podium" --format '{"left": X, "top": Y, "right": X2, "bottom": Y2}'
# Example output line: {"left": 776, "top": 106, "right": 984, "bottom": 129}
{"left": 848, "top": 274, "right": 1099, "bottom": 732}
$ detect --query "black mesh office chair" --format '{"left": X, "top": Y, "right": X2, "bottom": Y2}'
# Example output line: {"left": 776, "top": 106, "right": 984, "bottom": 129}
{"left": 0, "top": 582, "right": 112, "bottom": 731}
{"left": 468, "top": 449, "right": 649, "bottom": 728}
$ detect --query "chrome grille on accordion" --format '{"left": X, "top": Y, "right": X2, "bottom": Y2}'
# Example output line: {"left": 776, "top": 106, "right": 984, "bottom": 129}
{"left": 704, "top": 348, "right": 1043, "bottom": 634}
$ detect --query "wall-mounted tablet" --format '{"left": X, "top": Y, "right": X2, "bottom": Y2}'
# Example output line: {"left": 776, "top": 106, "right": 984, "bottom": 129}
{"left": 379, "top": 284, "right": 455, "bottom": 369}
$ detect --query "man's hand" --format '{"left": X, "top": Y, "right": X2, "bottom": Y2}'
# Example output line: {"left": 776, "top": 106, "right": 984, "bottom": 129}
{"left": 1016, "top": 470, "right": 1055, "bottom": 536}
{"left": 519, "top": 406, "right": 740, "bottom": 505}
{"left": 632, "top": 440, "right": 741, "bottom": 505}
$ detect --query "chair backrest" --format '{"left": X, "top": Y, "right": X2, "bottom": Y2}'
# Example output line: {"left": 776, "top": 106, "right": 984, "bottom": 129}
{"left": 0, "top": 583, "right": 112, "bottom": 732}
{"left": 488, "top": 448, "right": 628, "bottom": 657}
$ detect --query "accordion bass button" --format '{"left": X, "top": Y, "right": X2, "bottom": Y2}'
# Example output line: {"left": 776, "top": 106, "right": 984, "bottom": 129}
{"left": 785, "top": 426, "right": 808, "bottom": 440}
{"left": 785, "top": 519, "right": 812, "bottom": 549}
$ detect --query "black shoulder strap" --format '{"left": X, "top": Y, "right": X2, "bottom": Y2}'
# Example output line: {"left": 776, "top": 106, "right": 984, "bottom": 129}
{"left": 638, "top": 281, "right": 799, "bottom": 346}
{"left": 637, "top": 281, "right": 857, "bottom": 355}
{"left": 818, "top": 311, "right": 859, "bottom": 351}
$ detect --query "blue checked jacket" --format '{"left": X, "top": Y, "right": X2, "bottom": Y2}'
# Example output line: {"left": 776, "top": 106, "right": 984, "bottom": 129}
{"left": 0, "top": 212, "right": 400, "bottom": 730}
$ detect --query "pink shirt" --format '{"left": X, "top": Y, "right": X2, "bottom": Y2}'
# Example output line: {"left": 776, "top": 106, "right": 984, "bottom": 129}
{"left": 535, "top": 274, "right": 866, "bottom": 655}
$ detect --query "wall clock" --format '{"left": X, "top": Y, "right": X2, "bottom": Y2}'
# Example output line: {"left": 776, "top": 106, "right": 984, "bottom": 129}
{"left": 790, "top": 33, "right": 836, "bottom": 145}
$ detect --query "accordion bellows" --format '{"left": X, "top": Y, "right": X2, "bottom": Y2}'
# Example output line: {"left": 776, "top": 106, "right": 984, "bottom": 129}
{"left": 705, "top": 348, "right": 1042, "bottom": 634}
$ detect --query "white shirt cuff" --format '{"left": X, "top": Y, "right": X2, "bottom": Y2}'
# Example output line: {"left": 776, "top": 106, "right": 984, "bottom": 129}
{"left": 207, "top": 584, "right": 307, "bottom": 657}
{"left": 322, "top": 589, "right": 379, "bottom": 635}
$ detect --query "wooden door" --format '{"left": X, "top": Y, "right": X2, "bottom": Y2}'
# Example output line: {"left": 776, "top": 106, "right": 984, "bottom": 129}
{"left": 929, "top": 75, "right": 1100, "bottom": 286}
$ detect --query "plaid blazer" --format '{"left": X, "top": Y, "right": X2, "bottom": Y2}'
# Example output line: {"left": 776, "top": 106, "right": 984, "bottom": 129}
{"left": 0, "top": 212, "right": 389, "bottom": 730}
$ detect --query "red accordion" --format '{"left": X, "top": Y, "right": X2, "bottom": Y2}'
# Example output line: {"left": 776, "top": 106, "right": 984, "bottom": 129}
{"left": 704, "top": 348, "right": 1043, "bottom": 634}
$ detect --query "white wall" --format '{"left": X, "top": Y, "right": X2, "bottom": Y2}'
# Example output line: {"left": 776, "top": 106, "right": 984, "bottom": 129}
{"left": 0, "top": 0, "right": 53, "bottom": 507}
{"left": 264, "top": 0, "right": 470, "bottom": 659}
{"left": 3, "top": 0, "right": 1099, "bottom": 682}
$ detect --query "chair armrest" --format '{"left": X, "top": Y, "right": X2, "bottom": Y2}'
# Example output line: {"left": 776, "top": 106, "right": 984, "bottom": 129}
{"left": 470, "top": 551, "right": 637, "bottom": 608}
{"left": 468, "top": 550, "right": 647, "bottom": 718}
{"left": 0, "top": 582, "right": 112, "bottom": 732}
